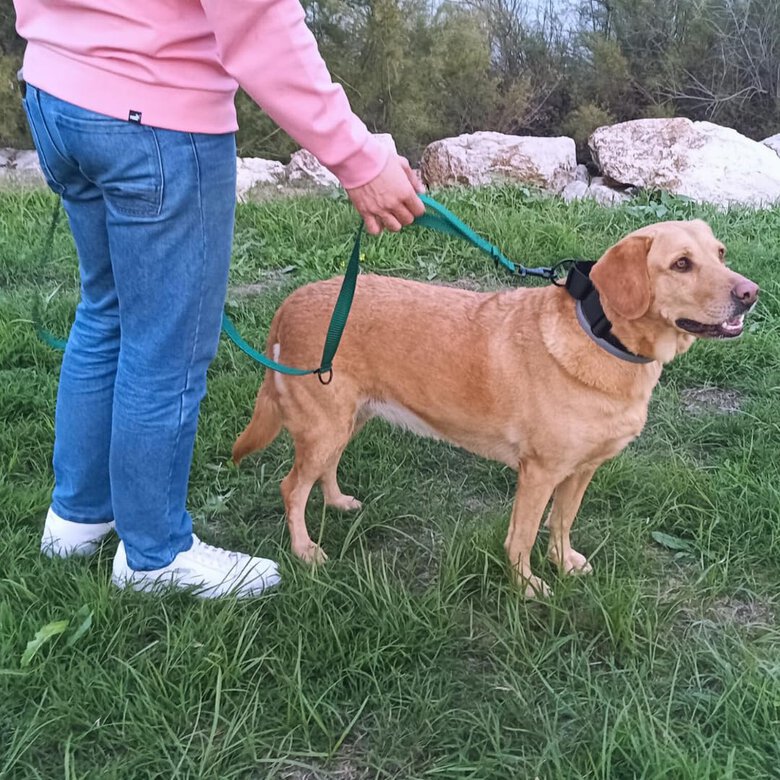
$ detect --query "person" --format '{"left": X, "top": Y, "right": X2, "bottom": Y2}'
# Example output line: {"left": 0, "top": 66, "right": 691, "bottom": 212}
{"left": 13, "top": 0, "right": 425, "bottom": 598}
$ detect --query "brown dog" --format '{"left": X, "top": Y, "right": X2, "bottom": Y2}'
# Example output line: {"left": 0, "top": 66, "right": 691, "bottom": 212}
{"left": 233, "top": 220, "right": 758, "bottom": 597}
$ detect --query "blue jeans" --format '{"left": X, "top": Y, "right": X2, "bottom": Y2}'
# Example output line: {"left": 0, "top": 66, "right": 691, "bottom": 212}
{"left": 24, "top": 86, "right": 236, "bottom": 570}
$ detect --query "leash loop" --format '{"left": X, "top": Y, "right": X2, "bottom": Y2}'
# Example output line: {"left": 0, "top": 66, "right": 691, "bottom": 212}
{"left": 315, "top": 368, "right": 334, "bottom": 385}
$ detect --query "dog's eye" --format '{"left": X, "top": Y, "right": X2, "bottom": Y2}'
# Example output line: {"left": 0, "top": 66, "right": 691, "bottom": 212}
{"left": 672, "top": 256, "right": 692, "bottom": 272}
{"left": 718, "top": 247, "right": 726, "bottom": 262}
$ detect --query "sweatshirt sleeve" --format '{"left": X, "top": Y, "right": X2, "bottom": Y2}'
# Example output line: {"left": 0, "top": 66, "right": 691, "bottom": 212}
{"left": 199, "top": 0, "right": 392, "bottom": 189}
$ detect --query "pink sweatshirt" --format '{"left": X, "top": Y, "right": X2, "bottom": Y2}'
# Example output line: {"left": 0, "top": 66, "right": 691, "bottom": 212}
{"left": 13, "top": 0, "right": 390, "bottom": 189}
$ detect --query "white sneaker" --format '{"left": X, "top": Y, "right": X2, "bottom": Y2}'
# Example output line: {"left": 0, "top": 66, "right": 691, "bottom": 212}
{"left": 41, "top": 507, "right": 115, "bottom": 558}
{"left": 111, "top": 535, "right": 280, "bottom": 598}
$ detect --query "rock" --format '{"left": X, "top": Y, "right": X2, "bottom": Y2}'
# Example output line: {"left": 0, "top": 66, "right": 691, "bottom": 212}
{"left": 235, "top": 157, "right": 285, "bottom": 202}
{"left": 561, "top": 180, "right": 589, "bottom": 202}
{"left": 0, "top": 148, "right": 45, "bottom": 188}
{"left": 285, "top": 149, "right": 340, "bottom": 190}
{"left": 762, "top": 133, "right": 780, "bottom": 156}
{"left": 561, "top": 176, "right": 629, "bottom": 207}
{"left": 588, "top": 176, "right": 630, "bottom": 206}
{"left": 575, "top": 164, "right": 590, "bottom": 183}
{"left": 590, "top": 118, "right": 780, "bottom": 208}
{"left": 283, "top": 133, "right": 396, "bottom": 191}
{"left": 421, "top": 131, "right": 576, "bottom": 193}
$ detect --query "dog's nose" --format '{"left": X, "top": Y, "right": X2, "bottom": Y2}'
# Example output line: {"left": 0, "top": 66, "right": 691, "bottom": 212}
{"left": 731, "top": 278, "right": 759, "bottom": 306}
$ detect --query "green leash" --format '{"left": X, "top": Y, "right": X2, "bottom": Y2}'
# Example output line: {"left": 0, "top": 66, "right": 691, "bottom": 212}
{"left": 222, "top": 224, "right": 364, "bottom": 384}
{"left": 37, "top": 193, "right": 555, "bottom": 383}
{"left": 34, "top": 203, "right": 69, "bottom": 351}
{"left": 220, "top": 193, "right": 555, "bottom": 383}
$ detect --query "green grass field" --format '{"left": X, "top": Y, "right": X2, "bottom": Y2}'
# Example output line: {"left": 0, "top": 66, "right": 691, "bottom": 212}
{"left": 2, "top": 187, "right": 779, "bottom": 779}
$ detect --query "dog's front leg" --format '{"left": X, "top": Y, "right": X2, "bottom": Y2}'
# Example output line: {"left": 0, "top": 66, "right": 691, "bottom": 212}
{"left": 545, "top": 466, "right": 598, "bottom": 576}
{"left": 505, "top": 460, "right": 559, "bottom": 598}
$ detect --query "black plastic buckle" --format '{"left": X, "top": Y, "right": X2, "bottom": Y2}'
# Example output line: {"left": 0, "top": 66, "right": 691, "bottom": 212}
{"left": 563, "top": 260, "right": 597, "bottom": 297}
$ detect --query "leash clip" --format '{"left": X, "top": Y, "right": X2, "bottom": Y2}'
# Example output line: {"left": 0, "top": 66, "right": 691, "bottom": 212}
{"left": 550, "top": 259, "right": 578, "bottom": 287}
{"left": 515, "top": 265, "right": 557, "bottom": 281}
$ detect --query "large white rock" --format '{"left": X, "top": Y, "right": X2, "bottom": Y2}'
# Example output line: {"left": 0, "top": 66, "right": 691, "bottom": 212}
{"left": 421, "top": 131, "right": 576, "bottom": 192}
{"left": 0, "top": 148, "right": 45, "bottom": 188}
{"left": 235, "top": 157, "right": 285, "bottom": 202}
{"left": 284, "top": 133, "right": 397, "bottom": 191}
{"left": 762, "top": 133, "right": 780, "bottom": 156}
{"left": 590, "top": 118, "right": 780, "bottom": 208}
{"left": 285, "top": 149, "right": 340, "bottom": 189}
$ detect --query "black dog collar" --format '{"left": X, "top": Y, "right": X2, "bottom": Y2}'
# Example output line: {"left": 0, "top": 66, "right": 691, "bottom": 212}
{"left": 564, "top": 261, "right": 654, "bottom": 364}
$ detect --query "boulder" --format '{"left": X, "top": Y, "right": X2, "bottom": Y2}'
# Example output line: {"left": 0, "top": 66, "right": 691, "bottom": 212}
{"left": 588, "top": 176, "right": 630, "bottom": 206}
{"left": 283, "top": 133, "right": 397, "bottom": 191}
{"left": 285, "top": 149, "right": 340, "bottom": 190}
{"left": 561, "top": 177, "right": 630, "bottom": 206}
{"left": 590, "top": 118, "right": 780, "bottom": 208}
{"left": 421, "top": 131, "right": 576, "bottom": 193}
{"left": 561, "top": 180, "right": 589, "bottom": 202}
{"left": 235, "top": 157, "right": 285, "bottom": 202}
{"left": 762, "top": 133, "right": 780, "bottom": 157}
{"left": 0, "top": 148, "right": 45, "bottom": 188}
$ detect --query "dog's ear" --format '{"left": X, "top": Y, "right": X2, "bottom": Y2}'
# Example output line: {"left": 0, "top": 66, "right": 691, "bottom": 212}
{"left": 590, "top": 235, "right": 652, "bottom": 320}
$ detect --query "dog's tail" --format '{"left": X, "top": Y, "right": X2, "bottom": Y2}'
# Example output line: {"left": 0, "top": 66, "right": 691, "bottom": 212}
{"left": 232, "top": 380, "right": 282, "bottom": 464}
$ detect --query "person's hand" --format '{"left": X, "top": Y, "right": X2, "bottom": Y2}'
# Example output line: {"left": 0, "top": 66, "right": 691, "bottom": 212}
{"left": 346, "top": 155, "right": 426, "bottom": 235}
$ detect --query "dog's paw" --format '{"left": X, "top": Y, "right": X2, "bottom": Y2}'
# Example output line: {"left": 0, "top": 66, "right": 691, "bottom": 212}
{"left": 559, "top": 549, "right": 593, "bottom": 576}
{"left": 293, "top": 541, "right": 328, "bottom": 566}
{"left": 548, "top": 547, "right": 593, "bottom": 576}
{"left": 522, "top": 575, "right": 552, "bottom": 600}
{"left": 327, "top": 495, "right": 363, "bottom": 512}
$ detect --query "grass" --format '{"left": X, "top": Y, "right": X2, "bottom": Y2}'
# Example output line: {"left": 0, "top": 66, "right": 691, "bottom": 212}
{"left": 1, "top": 186, "right": 780, "bottom": 779}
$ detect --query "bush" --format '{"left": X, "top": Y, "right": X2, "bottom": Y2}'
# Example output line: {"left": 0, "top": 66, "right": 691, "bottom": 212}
{"left": 0, "top": 55, "right": 30, "bottom": 148}
{"left": 561, "top": 103, "right": 614, "bottom": 160}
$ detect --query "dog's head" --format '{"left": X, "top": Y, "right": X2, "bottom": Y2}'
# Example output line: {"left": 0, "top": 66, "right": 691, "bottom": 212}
{"left": 590, "top": 220, "right": 759, "bottom": 362}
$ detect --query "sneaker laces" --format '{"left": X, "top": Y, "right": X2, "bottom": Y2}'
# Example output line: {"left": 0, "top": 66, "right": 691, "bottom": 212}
{"left": 190, "top": 535, "right": 245, "bottom": 565}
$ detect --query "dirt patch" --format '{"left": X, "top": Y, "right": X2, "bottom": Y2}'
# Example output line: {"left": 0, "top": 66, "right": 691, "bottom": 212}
{"left": 463, "top": 494, "right": 494, "bottom": 513}
{"left": 706, "top": 597, "right": 773, "bottom": 628}
{"left": 227, "top": 268, "right": 297, "bottom": 300}
{"left": 680, "top": 387, "right": 744, "bottom": 415}
{"left": 280, "top": 746, "right": 366, "bottom": 780}
{"left": 281, "top": 765, "right": 365, "bottom": 780}
{"left": 228, "top": 281, "right": 281, "bottom": 298}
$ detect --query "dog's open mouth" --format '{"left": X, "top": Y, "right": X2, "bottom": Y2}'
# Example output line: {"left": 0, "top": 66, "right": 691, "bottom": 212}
{"left": 675, "top": 314, "right": 745, "bottom": 339}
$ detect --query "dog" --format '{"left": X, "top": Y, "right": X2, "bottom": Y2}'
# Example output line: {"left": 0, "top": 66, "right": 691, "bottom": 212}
{"left": 233, "top": 220, "right": 759, "bottom": 597}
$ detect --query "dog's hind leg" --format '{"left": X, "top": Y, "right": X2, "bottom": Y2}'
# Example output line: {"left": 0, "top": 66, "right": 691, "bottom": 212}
{"left": 281, "top": 408, "right": 357, "bottom": 565}
{"left": 545, "top": 466, "right": 597, "bottom": 576}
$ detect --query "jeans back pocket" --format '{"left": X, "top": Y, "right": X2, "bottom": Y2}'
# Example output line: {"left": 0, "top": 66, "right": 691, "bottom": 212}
{"left": 55, "top": 113, "right": 164, "bottom": 218}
